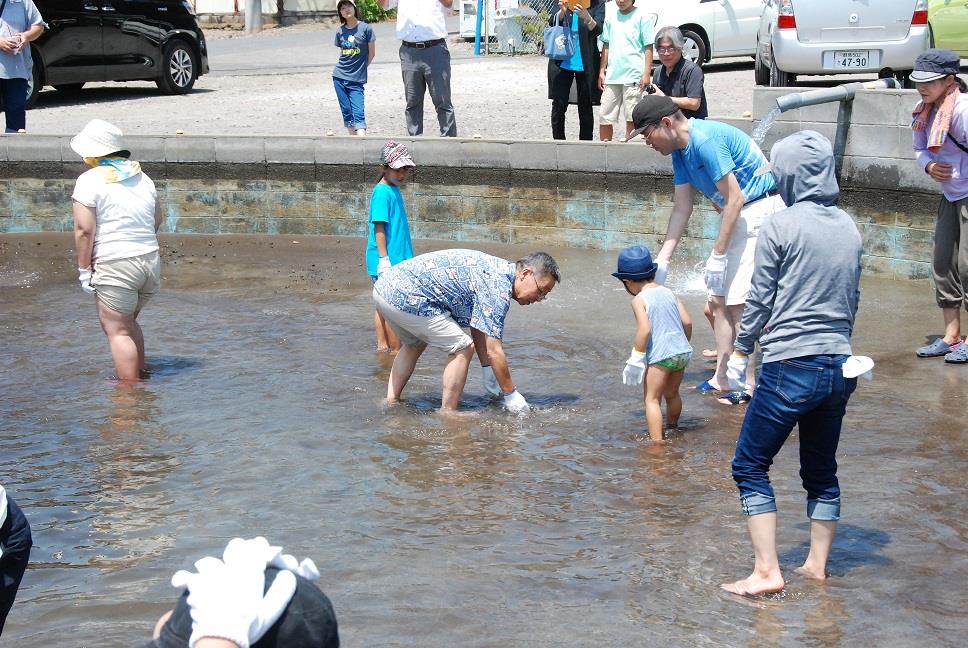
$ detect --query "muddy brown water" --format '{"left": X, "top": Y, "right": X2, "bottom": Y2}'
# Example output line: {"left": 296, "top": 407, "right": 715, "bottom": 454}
{"left": 1, "top": 234, "right": 965, "bottom": 647}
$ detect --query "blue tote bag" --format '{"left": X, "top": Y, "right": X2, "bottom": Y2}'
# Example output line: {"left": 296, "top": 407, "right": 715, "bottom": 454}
{"left": 544, "top": 14, "right": 577, "bottom": 61}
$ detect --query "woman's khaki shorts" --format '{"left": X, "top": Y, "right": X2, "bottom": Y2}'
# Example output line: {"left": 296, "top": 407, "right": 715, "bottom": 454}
{"left": 92, "top": 250, "right": 161, "bottom": 315}
{"left": 373, "top": 289, "right": 473, "bottom": 354}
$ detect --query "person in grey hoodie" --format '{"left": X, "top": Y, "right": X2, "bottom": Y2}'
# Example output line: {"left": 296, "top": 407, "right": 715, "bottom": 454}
{"left": 720, "top": 131, "right": 863, "bottom": 597}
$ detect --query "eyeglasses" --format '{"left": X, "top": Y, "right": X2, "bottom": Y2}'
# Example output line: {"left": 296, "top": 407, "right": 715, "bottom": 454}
{"left": 656, "top": 46, "right": 679, "bottom": 54}
{"left": 531, "top": 273, "right": 550, "bottom": 300}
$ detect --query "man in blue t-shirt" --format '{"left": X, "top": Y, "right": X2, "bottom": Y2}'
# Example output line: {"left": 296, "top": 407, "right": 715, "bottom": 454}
{"left": 629, "top": 95, "right": 784, "bottom": 395}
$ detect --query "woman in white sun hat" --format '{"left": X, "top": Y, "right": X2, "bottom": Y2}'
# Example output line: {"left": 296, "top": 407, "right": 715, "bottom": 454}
{"left": 70, "top": 119, "right": 163, "bottom": 381}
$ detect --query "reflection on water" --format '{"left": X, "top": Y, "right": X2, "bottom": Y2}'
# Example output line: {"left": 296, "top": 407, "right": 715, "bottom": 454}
{"left": 0, "top": 235, "right": 966, "bottom": 646}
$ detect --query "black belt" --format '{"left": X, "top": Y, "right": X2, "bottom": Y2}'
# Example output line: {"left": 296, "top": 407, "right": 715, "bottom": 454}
{"left": 402, "top": 38, "right": 445, "bottom": 49}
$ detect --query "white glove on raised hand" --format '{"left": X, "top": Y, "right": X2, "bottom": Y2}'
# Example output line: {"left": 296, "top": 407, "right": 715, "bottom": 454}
{"left": 503, "top": 389, "right": 530, "bottom": 414}
{"left": 704, "top": 253, "right": 728, "bottom": 293}
{"left": 622, "top": 349, "right": 647, "bottom": 386}
{"left": 481, "top": 365, "right": 502, "bottom": 397}
{"left": 78, "top": 268, "right": 95, "bottom": 295}
{"left": 170, "top": 537, "right": 299, "bottom": 648}
{"left": 377, "top": 256, "right": 391, "bottom": 277}
{"left": 726, "top": 352, "right": 750, "bottom": 391}
{"left": 654, "top": 259, "right": 669, "bottom": 286}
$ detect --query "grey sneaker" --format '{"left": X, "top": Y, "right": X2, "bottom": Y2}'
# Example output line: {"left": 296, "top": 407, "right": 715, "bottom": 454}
{"left": 944, "top": 341, "right": 968, "bottom": 364}
{"left": 916, "top": 338, "right": 959, "bottom": 357}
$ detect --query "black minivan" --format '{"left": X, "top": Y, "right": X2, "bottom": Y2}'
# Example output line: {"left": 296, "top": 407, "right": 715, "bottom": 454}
{"left": 25, "top": 0, "right": 209, "bottom": 105}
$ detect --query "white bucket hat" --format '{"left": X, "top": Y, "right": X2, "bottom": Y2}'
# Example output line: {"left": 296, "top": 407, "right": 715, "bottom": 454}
{"left": 70, "top": 119, "right": 127, "bottom": 158}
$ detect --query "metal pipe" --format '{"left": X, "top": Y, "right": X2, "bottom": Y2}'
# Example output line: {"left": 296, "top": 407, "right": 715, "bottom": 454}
{"left": 775, "top": 78, "right": 900, "bottom": 113}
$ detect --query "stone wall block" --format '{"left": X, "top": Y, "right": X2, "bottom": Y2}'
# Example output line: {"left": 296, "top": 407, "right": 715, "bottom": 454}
{"left": 217, "top": 191, "right": 268, "bottom": 221}
{"left": 893, "top": 227, "right": 933, "bottom": 263}
{"left": 124, "top": 136, "right": 167, "bottom": 162}
{"left": 166, "top": 136, "right": 216, "bottom": 163}
{"left": 219, "top": 217, "right": 268, "bottom": 234}
{"left": 845, "top": 124, "right": 902, "bottom": 159}
{"left": 414, "top": 194, "right": 463, "bottom": 223}
{"left": 266, "top": 163, "right": 315, "bottom": 182}
{"left": 457, "top": 168, "right": 511, "bottom": 198}
{"left": 5, "top": 135, "right": 63, "bottom": 162}
{"left": 509, "top": 198, "right": 557, "bottom": 227}
{"left": 509, "top": 142, "right": 558, "bottom": 171}
{"left": 266, "top": 138, "right": 316, "bottom": 164}
{"left": 460, "top": 141, "right": 510, "bottom": 169}
{"left": 851, "top": 90, "right": 901, "bottom": 126}
{"left": 556, "top": 201, "right": 605, "bottom": 230}
{"left": 410, "top": 139, "right": 462, "bottom": 168}
{"left": 605, "top": 141, "right": 663, "bottom": 175}
{"left": 410, "top": 166, "right": 462, "bottom": 192}
{"left": 752, "top": 88, "right": 789, "bottom": 119}
{"left": 799, "top": 100, "right": 842, "bottom": 124}
{"left": 266, "top": 217, "right": 320, "bottom": 236}
{"left": 557, "top": 142, "right": 605, "bottom": 172}
{"left": 316, "top": 136, "right": 363, "bottom": 165}
{"left": 268, "top": 191, "right": 317, "bottom": 220}
{"left": 214, "top": 138, "right": 265, "bottom": 164}
{"left": 318, "top": 218, "right": 365, "bottom": 237}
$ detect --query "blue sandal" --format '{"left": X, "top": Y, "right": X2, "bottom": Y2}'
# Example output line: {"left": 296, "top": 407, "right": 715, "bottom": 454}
{"left": 695, "top": 380, "right": 723, "bottom": 394}
{"left": 718, "top": 391, "right": 752, "bottom": 405}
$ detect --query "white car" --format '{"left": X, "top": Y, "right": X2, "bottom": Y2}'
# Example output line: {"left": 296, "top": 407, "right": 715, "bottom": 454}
{"left": 648, "top": 0, "right": 763, "bottom": 66}
{"left": 755, "top": 0, "right": 931, "bottom": 86}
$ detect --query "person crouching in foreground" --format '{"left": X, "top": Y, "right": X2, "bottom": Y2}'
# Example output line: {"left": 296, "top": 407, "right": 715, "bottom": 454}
{"left": 137, "top": 537, "right": 339, "bottom": 648}
{"left": 721, "top": 131, "right": 863, "bottom": 596}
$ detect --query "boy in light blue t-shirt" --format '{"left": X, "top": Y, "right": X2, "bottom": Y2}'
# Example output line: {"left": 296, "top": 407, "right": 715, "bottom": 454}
{"left": 598, "top": 0, "right": 653, "bottom": 141}
{"left": 366, "top": 141, "right": 416, "bottom": 352}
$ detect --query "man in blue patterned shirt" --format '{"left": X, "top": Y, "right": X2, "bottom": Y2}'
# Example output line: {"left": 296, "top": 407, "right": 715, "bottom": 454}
{"left": 373, "top": 249, "right": 560, "bottom": 413}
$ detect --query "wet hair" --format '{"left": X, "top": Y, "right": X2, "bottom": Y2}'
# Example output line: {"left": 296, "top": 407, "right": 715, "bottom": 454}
{"left": 655, "top": 26, "right": 685, "bottom": 51}
{"left": 337, "top": 0, "right": 361, "bottom": 23}
{"left": 517, "top": 252, "right": 561, "bottom": 284}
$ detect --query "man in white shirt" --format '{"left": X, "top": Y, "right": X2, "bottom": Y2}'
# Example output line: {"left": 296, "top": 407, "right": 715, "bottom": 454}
{"left": 378, "top": 0, "right": 457, "bottom": 136}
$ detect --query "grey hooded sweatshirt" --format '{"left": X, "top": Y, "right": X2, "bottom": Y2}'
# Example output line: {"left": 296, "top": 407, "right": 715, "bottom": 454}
{"left": 734, "top": 130, "right": 862, "bottom": 363}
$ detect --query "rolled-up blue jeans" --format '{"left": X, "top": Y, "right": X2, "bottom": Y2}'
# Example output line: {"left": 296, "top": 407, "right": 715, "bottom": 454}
{"left": 731, "top": 354, "right": 857, "bottom": 520}
{"left": 332, "top": 76, "right": 366, "bottom": 130}
{"left": 0, "top": 77, "right": 29, "bottom": 133}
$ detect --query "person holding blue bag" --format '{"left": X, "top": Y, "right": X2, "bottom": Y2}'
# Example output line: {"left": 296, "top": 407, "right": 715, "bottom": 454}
{"left": 547, "top": 0, "right": 604, "bottom": 141}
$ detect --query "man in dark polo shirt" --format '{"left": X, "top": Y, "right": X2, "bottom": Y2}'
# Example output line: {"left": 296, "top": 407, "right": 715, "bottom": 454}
{"left": 650, "top": 26, "right": 708, "bottom": 120}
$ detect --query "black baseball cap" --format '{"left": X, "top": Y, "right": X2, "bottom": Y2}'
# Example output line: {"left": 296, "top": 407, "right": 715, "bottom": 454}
{"left": 136, "top": 567, "right": 340, "bottom": 648}
{"left": 910, "top": 48, "right": 961, "bottom": 82}
{"left": 629, "top": 95, "right": 680, "bottom": 138}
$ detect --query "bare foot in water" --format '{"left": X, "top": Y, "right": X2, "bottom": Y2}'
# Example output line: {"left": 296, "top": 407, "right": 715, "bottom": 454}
{"left": 794, "top": 564, "right": 827, "bottom": 582}
{"left": 721, "top": 572, "right": 785, "bottom": 596}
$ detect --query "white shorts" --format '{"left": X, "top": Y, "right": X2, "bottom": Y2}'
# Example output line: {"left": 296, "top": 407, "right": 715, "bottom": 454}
{"left": 713, "top": 193, "right": 786, "bottom": 306}
{"left": 373, "top": 290, "right": 473, "bottom": 354}
{"left": 599, "top": 84, "right": 640, "bottom": 125}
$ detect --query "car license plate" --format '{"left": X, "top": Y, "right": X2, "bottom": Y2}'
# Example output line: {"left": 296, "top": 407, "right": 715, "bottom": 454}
{"left": 833, "top": 50, "right": 873, "bottom": 69}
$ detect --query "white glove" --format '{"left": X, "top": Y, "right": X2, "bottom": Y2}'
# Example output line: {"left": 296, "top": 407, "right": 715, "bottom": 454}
{"left": 503, "top": 389, "right": 530, "bottom": 414}
{"left": 481, "top": 365, "right": 502, "bottom": 397}
{"left": 726, "top": 352, "right": 750, "bottom": 391}
{"left": 377, "top": 256, "right": 391, "bottom": 277}
{"left": 654, "top": 259, "right": 669, "bottom": 286}
{"left": 704, "top": 253, "right": 728, "bottom": 293}
{"left": 622, "top": 349, "right": 647, "bottom": 386}
{"left": 171, "top": 537, "right": 299, "bottom": 648}
{"left": 78, "top": 267, "right": 95, "bottom": 295}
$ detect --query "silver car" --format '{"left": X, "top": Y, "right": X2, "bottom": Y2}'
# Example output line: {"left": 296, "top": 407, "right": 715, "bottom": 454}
{"left": 755, "top": 0, "right": 931, "bottom": 86}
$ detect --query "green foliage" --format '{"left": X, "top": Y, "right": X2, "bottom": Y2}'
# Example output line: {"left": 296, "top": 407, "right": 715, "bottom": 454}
{"left": 355, "top": 0, "right": 396, "bottom": 23}
{"left": 520, "top": 10, "right": 549, "bottom": 45}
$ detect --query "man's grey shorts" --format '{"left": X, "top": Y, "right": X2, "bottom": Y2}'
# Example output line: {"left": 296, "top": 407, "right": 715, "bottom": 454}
{"left": 92, "top": 250, "right": 161, "bottom": 315}
{"left": 373, "top": 289, "right": 473, "bottom": 354}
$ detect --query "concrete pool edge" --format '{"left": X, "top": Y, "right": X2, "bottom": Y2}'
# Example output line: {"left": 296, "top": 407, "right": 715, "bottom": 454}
{"left": 0, "top": 89, "right": 939, "bottom": 282}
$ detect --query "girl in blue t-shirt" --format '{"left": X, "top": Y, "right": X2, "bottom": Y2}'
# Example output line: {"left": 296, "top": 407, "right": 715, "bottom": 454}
{"left": 367, "top": 141, "right": 416, "bottom": 352}
{"left": 333, "top": 0, "right": 375, "bottom": 135}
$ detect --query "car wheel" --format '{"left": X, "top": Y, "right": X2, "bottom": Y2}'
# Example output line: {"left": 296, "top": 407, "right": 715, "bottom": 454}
{"left": 768, "top": 50, "right": 794, "bottom": 87}
{"left": 894, "top": 71, "right": 914, "bottom": 89}
{"left": 156, "top": 39, "right": 198, "bottom": 94}
{"left": 680, "top": 29, "right": 707, "bottom": 66}
{"left": 754, "top": 45, "right": 769, "bottom": 86}
{"left": 53, "top": 83, "right": 85, "bottom": 94}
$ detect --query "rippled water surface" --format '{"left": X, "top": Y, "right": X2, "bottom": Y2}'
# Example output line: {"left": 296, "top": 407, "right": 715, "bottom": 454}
{"left": 1, "top": 234, "right": 965, "bottom": 647}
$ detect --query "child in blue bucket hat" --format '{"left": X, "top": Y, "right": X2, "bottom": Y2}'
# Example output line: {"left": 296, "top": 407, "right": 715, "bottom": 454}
{"left": 613, "top": 245, "right": 693, "bottom": 441}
